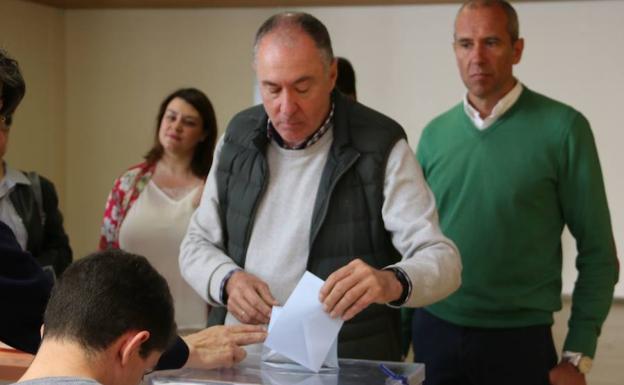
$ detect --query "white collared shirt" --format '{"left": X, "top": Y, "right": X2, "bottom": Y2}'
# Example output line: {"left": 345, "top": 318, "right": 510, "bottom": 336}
{"left": 0, "top": 163, "right": 31, "bottom": 249}
{"left": 463, "top": 81, "right": 523, "bottom": 130}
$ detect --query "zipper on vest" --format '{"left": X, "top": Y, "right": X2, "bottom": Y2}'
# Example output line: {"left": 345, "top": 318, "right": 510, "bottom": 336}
{"left": 242, "top": 159, "right": 269, "bottom": 261}
{"left": 309, "top": 154, "right": 360, "bottom": 249}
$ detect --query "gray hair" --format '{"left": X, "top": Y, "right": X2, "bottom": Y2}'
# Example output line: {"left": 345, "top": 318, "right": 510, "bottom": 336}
{"left": 0, "top": 49, "right": 25, "bottom": 119}
{"left": 253, "top": 12, "right": 334, "bottom": 67}
{"left": 457, "top": 0, "right": 520, "bottom": 42}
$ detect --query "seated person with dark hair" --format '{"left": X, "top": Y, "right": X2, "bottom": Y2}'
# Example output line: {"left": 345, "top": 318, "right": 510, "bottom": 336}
{"left": 15, "top": 249, "right": 177, "bottom": 385}
{"left": 12, "top": 249, "right": 265, "bottom": 385}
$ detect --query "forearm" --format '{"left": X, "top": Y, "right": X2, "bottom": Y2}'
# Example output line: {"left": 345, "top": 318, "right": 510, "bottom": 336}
{"left": 179, "top": 136, "right": 239, "bottom": 306}
{"left": 179, "top": 222, "right": 239, "bottom": 306}
{"left": 382, "top": 139, "right": 461, "bottom": 307}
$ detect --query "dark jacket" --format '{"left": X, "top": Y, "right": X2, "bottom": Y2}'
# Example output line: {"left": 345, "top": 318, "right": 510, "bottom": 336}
{"left": 212, "top": 91, "right": 406, "bottom": 360}
{"left": 0, "top": 221, "right": 53, "bottom": 353}
{"left": 9, "top": 173, "right": 72, "bottom": 276}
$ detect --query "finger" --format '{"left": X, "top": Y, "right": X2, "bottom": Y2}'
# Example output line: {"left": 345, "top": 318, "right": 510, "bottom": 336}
{"left": 242, "top": 287, "right": 272, "bottom": 323}
{"left": 256, "top": 282, "right": 278, "bottom": 307}
{"left": 319, "top": 264, "right": 353, "bottom": 300}
{"left": 322, "top": 270, "right": 362, "bottom": 313}
{"left": 232, "top": 345, "right": 247, "bottom": 364}
{"left": 328, "top": 280, "right": 368, "bottom": 318}
{"left": 227, "top": 324, "right": 267, "bottom": 334}
{"left": 231, "top": 331, "right": 267, "bottom": 346}
{"left": 228, "top": 298, "right": 257, "bottom": 324}
{"left": 341, "top": 289, "right": 375, "bottom": 321}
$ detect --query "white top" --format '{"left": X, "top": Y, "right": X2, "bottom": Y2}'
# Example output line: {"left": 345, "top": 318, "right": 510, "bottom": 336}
{"left": 120, "top": 180, "right": 207, "bottom": 329}
{"left": 180, "top": 129, "right": 461, "bottom": 314}
{"left": 0, "top": 164, "right": 31, "bottom": 249}
{"left": 463, "top": 81, "right": 523, "bottom": 130}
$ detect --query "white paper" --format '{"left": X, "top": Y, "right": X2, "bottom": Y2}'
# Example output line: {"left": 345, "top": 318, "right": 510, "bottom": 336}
{"left": 263, "top": 271, "right": 343, "bottom": 372}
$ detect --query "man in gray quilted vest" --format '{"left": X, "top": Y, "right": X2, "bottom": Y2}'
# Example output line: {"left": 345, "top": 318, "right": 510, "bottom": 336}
{"left": 180, "top": 12, "right": 461, "bottom": 361}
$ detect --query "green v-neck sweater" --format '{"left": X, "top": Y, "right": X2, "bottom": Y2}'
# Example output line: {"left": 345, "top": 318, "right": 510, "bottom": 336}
{"left": 416, "top": 87, "right": 618, "bottom": 357}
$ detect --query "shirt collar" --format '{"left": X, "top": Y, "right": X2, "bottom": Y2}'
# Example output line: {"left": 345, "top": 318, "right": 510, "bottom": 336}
{"left": 463, "top": 80, "right": 523, "bottom": 130}
{"left": 267, "top": 103, "right": 335, "bottom": 150}
{"left": 3, "top": 163, "right": 31, "bottom": 186}
{"left": 0, "top": 163, "right": 30, "bottom": 198}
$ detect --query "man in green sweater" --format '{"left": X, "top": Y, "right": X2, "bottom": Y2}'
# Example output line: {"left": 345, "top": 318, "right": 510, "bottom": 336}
{"left": 413, "top": 1, "right": 619, "bottom": 385}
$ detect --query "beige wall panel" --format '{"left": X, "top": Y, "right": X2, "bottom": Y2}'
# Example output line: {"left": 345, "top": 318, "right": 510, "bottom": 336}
{"left": 0, "top": 0, "right": 66, "bottom": 203}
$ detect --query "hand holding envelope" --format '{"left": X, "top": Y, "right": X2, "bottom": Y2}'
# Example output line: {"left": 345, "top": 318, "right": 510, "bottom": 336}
{"left": 264, "top": 272, "right": 344, "bottom": 372}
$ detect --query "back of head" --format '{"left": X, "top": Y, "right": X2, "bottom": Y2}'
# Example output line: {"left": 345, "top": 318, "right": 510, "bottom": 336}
{"left": 253, "top": 12, "right": 334, "bottom": 67}
{"left": 0, "top": 49, "right": 26, "bottom": 120}
{"left": 43, "top": 249, "right": 176, "bottom": 358}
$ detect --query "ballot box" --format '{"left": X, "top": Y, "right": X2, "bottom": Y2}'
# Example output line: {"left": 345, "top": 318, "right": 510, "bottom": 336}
{"left": 147, "top": 354, "right": 425, "bottom": 385}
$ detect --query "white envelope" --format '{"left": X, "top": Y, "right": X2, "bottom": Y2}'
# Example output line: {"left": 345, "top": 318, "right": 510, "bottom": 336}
{"left": 263, "top": 271, "right": 343, "bottom": 372}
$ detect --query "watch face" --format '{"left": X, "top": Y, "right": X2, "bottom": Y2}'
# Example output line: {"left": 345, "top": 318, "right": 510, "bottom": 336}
{"left": 578, "top": 357, "right": 593, "bottom": 374}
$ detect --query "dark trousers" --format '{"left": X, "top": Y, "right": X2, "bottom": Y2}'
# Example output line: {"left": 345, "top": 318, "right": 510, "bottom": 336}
{"left": 412, "top": 308, "right": 558, "bottom": 385}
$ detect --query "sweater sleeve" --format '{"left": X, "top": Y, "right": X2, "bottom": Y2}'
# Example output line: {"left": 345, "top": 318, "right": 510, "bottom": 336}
{"left": 179, "top": 137, "right": 240, "bottom": 306}
{"left": 558, "top": 112, "right": 619, "bottom": 357}
{"left": 382, "top": 139, "right": 462, "bottom": 307}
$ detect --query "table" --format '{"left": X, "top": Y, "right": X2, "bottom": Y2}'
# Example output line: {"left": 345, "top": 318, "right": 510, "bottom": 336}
{"left": 148, "top": 354, "right": 424, "bottom": 385}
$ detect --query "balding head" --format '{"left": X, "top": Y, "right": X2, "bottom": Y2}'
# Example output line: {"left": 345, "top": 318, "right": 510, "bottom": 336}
{"left": 253, "top": 12, "right": 334, "bottom": 69}
{"left": 456, "top": 0, "right": 520, "bottom": 43}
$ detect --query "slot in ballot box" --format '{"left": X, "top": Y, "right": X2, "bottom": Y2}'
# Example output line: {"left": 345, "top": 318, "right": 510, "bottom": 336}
{"left": 147, "top": 354, "right": 424, "bottom": 385}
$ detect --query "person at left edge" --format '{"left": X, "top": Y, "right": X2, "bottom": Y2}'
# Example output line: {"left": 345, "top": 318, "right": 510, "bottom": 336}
{"left": 0, "top": 49, "right": 72, "bottom": 278}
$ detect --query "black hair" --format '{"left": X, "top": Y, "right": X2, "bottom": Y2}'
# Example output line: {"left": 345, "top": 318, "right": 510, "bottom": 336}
{"left": 0, "top": 49, "right": 26, "bottom": 120}
{"left": 43, "top": 249, "right": 177, "bottom": 358}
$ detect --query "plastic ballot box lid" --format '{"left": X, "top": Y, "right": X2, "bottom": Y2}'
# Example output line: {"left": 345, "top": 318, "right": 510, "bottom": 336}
{"left": 147, "top": 354, "right": 425, "bottom": 385}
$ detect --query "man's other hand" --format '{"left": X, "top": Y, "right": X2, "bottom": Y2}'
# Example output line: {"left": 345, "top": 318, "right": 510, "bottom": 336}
{"left": 319, "top": 259, "right": 403, "bottom": 321}
{"left": 182, "top": 324, "right": 267, "bottom": 369}
{"left": 226, "top": 270, "right": 277, "bottom": 324}
{"left": 549, "top": 362, "right": 587, "bottom": 385}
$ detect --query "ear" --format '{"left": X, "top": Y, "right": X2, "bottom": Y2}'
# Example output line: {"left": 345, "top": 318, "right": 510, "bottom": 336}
{"left": 512, "top": 38, "right": 524, "bottom": 65}
{"left": 119, "top": 331, "right": 151, "bottom": 367}
{"left": 40, "top": 324, "right": 45, "bottom": 338}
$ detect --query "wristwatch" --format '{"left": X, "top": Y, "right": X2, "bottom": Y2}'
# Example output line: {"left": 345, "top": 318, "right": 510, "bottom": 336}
{"left": 562, "top": 351, "right": 593, "bottom": 374}
{"left": 386, "top": 267, "right": 410, "bottom": 306}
